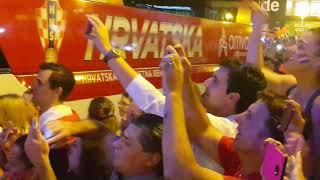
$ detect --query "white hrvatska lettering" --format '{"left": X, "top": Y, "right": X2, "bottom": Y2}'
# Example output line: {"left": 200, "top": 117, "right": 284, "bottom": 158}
{"left": 84, "top": 15, "right": 203, "bottom": 61}
{"left": 75, "top": 69, "right": 162, "bottom": 84}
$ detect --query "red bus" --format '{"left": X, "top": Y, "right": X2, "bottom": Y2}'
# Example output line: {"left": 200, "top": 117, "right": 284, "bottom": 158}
{"left": 0, "top": 0, "right": 251, "bottom": 118}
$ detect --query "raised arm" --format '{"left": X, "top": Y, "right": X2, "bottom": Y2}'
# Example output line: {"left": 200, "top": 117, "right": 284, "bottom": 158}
{"left": 245, "top": 1, "right": 296, "bottom": 96}
{"left": 25, "top": 121, "right": 56, "bottom": 180}
{"left": 86, "top": 15, "right": 165, "bottom": 116}
{"left": 46, "top": 119, "right": 107, "bottom": 146}
{"left": 162, "top": 46, "right": 223, "bottom": 180}
{"left": 86, "top": 15, "right": 137, "bottom": 88}
{"left": 173, "top": 44, "right": 223, "bottom": 164}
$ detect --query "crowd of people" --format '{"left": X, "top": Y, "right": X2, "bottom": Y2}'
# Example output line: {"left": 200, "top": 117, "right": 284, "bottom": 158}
{"left": 0, "top": 1, "right": 319, "bottom": 179}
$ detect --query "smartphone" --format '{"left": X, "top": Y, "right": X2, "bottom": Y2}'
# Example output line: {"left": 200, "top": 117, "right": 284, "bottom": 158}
{"left": 261, "top": 143, "right": 287, "bottom": 180}
{"left": 85, "top": 21, "right": 94, "bottom": 37}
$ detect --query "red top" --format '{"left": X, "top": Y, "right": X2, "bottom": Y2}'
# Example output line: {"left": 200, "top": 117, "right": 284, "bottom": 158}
{"left": 218, "top": 136, "right": 261, "bottom": 180}
{"left": 58, "top": 109, "right": 80, "bottom": 122}
{"left": 58, "top": 109, "right": 79, "bottom": 144}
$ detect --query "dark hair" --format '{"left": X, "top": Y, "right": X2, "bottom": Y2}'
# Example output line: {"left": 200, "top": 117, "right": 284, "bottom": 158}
{"left": 132, "top": 114, "right": 163, "bottom": 176}
{"left": 89, "top": 97, "right": 114, "bottom": 121}
{"left": 80, "top": 135, "right": 112, "bottom": 180}
{"left": 88, "top": 97, "right": 119, "bottom": 133}
{"left": 309, "top": 27, "right": 320, "bottom": 56}
{"left": 14, "top": 135, "right": 33, "bottom": 169}
{"left": 39, "top": 63, "right": 75, "bottom": 101}
{"left": 258, "top": 92, "right": 289, "bottom": 144}
{"left": 220, "top": 59, "right": 267, "bottom": 113}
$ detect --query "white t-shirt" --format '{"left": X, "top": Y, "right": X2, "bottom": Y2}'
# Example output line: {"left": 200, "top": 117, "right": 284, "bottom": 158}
{"left": 125, "top": 75, "right": 238, "bottom": 172}
{"left": 40, "top": 104, "right": 74, "bottom": 139}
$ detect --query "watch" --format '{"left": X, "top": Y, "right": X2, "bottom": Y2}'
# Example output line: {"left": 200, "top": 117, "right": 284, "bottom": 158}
{"left": 103, "top": 48, "right": 124, "bottom": 62}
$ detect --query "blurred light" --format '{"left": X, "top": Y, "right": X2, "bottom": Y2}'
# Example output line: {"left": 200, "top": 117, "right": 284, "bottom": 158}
{"left": 152, "top": 5, "right": 192, "bottom": 10}
{"left": 0, "top": 28, "right": 5, "bottom": 34}
{"left": 225, "top": 13, "right": 233, "bottom": 20}
{"left": 75, "top": 75, "right": 84, "bottom": 81}
{"left": 287, "top": 0, "right": 292, "bottom": 9}
{"left": 21, "top": 81, "right": 26, "bottom": 86}
{"left": 222, "top": 21, "right": 231, "bottom": 24}
{"left": 213, "top": 66, "right": 220, "bottom": 72}
{"left": 27, "top": 86, "right": 31, "bottom": 89}
{"left": 124, "top": 45, "right": 133, "bottom": 51}
{"left": 51, "top": 25, "right": 58, "bottom": 32}
{"left": 261, "top": 37, "right": 267, "bottom": 43}
{"left": 295, "top": 1, "right": 309, "bottom": 19}
{"left": 276, "top": 44, "right": 283, "bottom": 51}
{"left": 311, "top": 2, "right": 320, "bottom": 16}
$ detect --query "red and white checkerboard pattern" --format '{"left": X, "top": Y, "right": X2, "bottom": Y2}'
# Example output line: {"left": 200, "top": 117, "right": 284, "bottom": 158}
{"left": 36, "top": 0, "right": 66, "bottom": 52}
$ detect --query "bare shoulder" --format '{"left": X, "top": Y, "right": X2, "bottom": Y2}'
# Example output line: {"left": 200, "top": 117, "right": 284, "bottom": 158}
{"left": 281, "top": 74, "right": 297, "bottom": 88}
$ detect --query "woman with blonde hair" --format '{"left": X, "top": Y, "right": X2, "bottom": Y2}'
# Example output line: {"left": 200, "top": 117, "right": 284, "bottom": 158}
{"left": 0, "top": 94, "right": 36, "bottom": 170}
{"left": 0, "top": 94, "right": 35, "bottom": 134}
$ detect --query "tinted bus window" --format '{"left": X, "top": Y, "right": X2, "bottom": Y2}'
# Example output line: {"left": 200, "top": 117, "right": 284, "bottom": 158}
{"left": 124, "top": 0, "right": 200, "bottom": 17}
{"left": 0, "top": 48, "right": 9, "bottom": 70}
{"left": 123, "top": 0, "right": 238, "bottom": 22}
{"left": 85, "top": 0, "right": 123, "bottom": 5}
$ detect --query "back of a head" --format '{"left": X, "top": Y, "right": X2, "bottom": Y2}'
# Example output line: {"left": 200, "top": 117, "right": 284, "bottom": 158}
{"left": 0, "top": 94, "right": 34, "bottom": 132}
{"left": 221, "top": 59, "right": 267, "bottom": 113}
{"left": 132, "top": 114, "right": 163, "bottom": 176}
{"left": 258, "top": 92, "right": 288, "bottom": 144}
{"left": 88, "top": 97, "right": 119, "bottom": 133}
{"left": 80, "top": 136, "right": 111, "bottom": 179}
{"left": 39, "top": 63, "right": 75, "bottom": 101}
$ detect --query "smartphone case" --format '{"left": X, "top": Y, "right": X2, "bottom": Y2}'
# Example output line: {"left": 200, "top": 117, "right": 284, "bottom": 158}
{"left": 261, "top": 143, "right": 287, "bottom": 180}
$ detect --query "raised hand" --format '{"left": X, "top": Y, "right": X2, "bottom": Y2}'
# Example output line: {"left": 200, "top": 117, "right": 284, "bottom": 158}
{"left": 264, "top": 138, "right": 286, "bottom": 153}
{"left": 85, "top": 14, "right": 112, "bottom": 55}
{"left": 160, "top": 45, "right": 184, "bottom": 95}
{"left": 285, "top": 100, "right": 305, "bottom": 134}
{"left": 174, "top": 44, "right": 192, "bottom": 82}
{"left": 241, "top": 0, "right": 268, "bottom": 30}
{"left": 25, "top": 119, "right": 50, "bottom": 168}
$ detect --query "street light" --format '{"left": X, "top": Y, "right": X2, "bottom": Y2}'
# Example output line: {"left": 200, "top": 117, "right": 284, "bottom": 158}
{"left": 225, "top": 12, "right": 233, "bottom": 21}
{"left": 295, "top": 1, "right": 309, "bottom": 20}
{"left": 0, "top": 28, "right": 5, "bottom": 34}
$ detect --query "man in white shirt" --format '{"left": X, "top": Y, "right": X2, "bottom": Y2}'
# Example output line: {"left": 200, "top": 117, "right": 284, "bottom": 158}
{"left": 32, "top": 63, "right": 79, "bottom": 139}
{"left": 31, "top": 63, "right": 79, "bottom": 178}
{"left": 85, "top": 15, "right": 266, "bottom": 171}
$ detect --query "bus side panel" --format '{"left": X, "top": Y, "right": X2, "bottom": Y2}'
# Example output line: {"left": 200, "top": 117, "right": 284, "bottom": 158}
{"left": 0, "top": 0, "right": 251, "bottom": 101}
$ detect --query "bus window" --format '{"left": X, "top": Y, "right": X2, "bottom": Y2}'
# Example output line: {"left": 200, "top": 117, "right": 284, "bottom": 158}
{"left": 0, "top": 48, "right": 10, "bottom": 73}
{"left": 124, "top": 0, "right": 196, "bottom": 17}
{"left": 83, "top": 0, "right": 123, "bottom": 5}
{"left": 205, "top": 6, "right": 238, "bottom": 22}
{"left": 123, "top": 0, "right": 238, "bottom": 22}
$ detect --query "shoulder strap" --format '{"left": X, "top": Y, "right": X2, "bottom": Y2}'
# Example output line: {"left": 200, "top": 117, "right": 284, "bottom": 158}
{"left": 303, "top": 89, "right": 320, "bottom": 140}
{"left": 304, "top": 89, "right": 320, "bottom": 118}
{"left": 286, "top": 85, "right": 297, "bottom": 97}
